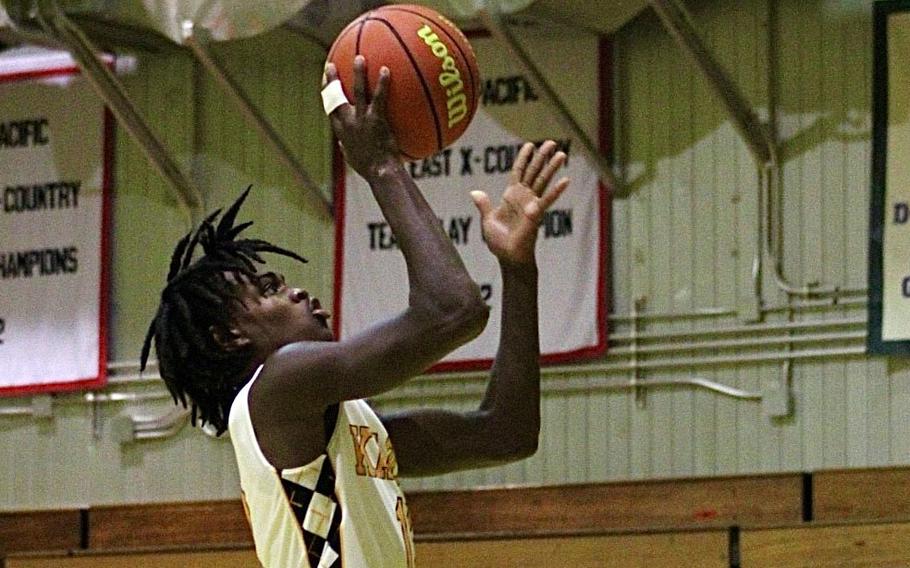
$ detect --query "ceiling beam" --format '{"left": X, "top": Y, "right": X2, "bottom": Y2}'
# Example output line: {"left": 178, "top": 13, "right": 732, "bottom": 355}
{"left": 478, "top": 7, "right": 621, "bottom": 196}
{"left": 34, "top": 0, "right": 203, "bottom": 224}
{"left": 650, "top": 0, "right": 775, "bottom": 166}
{"left": 183, "top": 24, "right": 333, "bottom": 220}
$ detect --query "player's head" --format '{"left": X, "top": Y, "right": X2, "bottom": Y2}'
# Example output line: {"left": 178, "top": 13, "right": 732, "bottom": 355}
{"left": 140, "top": 187, "right": 311, "bottom": 435}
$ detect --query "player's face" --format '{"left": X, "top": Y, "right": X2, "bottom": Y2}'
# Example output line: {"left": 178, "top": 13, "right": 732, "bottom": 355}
{"left": 228, "top": 271, "right": 334, "bottom": 354}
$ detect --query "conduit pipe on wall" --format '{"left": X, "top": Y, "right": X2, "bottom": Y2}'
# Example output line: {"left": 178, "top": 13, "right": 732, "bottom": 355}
{"left": 613, "top": 317, "right": 865, "bottom": 342}
{"left": 111, "top": 407, "right": 190, "bottom": 443}
{"left": 0, "top": 395, "right": 53, "bottom": 417}
{"left": 4, "top": 312, "right": 867, "bottom": 442}
{"left": 34, "top": 337, "right": 866, "bottom": 443}
{"left": 108, "top": 316, "right": 868, "bottom": 386}
{"left": 380, "top": 374, "right": 763, "bottom": 403}
{"left": 86, "top": 392, "right": 205, "bottom": 442}
{"left": 609, "top": 330, "right": 865, "bottom": 357}
{"left": 757, "top": 0, "right": 858, "bottom": 301}
{"left": 649, "top": 0, "right": 865, "bottom": 310}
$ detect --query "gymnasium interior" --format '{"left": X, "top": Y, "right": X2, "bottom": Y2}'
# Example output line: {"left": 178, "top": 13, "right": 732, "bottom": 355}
{"left": 1, "top": 0, "right": 908, "bottom": 566}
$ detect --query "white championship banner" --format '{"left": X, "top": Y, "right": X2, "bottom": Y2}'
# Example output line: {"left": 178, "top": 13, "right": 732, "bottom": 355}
{"left": 334, "top": 34, "right": 608, "bottom": 370}
{"left": 0, "top": 51, "right": 110, "bottom": 394}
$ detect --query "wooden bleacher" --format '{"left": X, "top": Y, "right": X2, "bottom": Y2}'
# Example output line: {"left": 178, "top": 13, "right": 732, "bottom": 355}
{"left": 737, "top": 467, "right": 910, "bottom": 567}
{"left": 2, "top": 467, "right": 910, "bottom": 567}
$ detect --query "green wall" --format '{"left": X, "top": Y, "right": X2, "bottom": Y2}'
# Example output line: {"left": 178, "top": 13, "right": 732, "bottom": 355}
{"left": 2, "top": 0, "right": 905, "bottom": 509}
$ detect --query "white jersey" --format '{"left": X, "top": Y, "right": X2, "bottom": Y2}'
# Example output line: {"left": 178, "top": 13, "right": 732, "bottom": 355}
{"left": 228, "top": 367, "right": 415, "bottom": 568}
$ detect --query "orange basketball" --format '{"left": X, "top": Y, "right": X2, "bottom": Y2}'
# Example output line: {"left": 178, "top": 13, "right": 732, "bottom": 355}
{"left": 327, "top": 4, "right": 480, "bottom": 161}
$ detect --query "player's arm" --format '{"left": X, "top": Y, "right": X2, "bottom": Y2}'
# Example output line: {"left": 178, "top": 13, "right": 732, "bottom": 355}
{"left": 381, "top": 141, "right": 569, "bottom": 476}
{"left": 256, "top": 58, "right": 488, "bottom": 412}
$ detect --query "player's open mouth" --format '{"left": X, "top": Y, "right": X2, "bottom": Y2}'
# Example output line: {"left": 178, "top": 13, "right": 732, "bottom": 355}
{"left": 311, "top": 298, "right": 331, "bottom": 328}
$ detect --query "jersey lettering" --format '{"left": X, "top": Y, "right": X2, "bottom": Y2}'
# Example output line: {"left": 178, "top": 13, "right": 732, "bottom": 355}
{"left": 348, "top": 424, "right": 399, "bottom": 480}
{"left": 396, "top": 497, "right": 416, "bottom": 568}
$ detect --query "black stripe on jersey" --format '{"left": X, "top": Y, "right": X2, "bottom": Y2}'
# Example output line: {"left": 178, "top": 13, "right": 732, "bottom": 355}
{"left": 280, "top": 456, "right": 343, "bottom": 568}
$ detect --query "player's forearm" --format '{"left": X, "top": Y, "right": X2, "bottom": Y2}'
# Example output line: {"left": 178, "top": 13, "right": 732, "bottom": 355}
{"left": 366, "top": 159, "right": 486, "bottom": 317}
{"left": 478, "top": 262, "right": 541, "bottom": 451}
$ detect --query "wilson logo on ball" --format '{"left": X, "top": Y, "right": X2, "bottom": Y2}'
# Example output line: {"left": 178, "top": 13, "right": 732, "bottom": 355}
{"left": 327, "top": 4, "right": 479, "bottom": 160}
{"left": 417, "top": 24, "right": 468, "bottom": 129}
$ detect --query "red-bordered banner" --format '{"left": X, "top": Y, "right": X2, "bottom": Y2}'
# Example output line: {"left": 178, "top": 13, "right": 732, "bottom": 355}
{"left": 333, "top": 34, "right": 610, "bottom": 371}
{"left": 0, "top": 52, "right": 112, "bottom": 394}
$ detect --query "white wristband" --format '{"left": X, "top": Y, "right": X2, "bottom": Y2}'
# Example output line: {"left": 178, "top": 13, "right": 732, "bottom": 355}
{"left": 322, "top": 80, "right": 349, "bottom": 115}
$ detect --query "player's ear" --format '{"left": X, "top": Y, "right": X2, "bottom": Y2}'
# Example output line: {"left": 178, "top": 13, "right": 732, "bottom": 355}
{"left": 210, "top": 324, "right": 251, "bottom": 351}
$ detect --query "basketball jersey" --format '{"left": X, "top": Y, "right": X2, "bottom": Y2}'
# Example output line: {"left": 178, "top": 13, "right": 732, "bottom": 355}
{"left": 228, "top": 367, "right": 415, "bottom": 568}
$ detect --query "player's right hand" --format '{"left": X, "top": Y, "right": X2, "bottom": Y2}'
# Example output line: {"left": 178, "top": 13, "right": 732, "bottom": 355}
{"left": 324, "top": 56, "right": 401, "bottom": 181}
{"left": 471, "top": 141, "right": 570, "bottom": 266}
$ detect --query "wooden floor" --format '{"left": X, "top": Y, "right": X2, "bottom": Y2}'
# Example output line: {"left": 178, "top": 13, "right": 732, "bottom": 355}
{"left": 5, "top": 549, "right": 259, "bottom": 568}
{"left": 5, "top": 466, "right": 910, "bottom": 567}
{"left": 6, "top": 531, "right": 729, "bottom": 568}
{"left": 740, "top": 521, "right": 910, "bottom": 568}
{"left": 418, "top": 531, "right": 729, "bottom": 568}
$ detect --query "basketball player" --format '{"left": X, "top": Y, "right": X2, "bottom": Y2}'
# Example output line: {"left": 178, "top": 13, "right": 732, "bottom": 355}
{"left": 141, "top": 56, "right": 569, "bottom": 567}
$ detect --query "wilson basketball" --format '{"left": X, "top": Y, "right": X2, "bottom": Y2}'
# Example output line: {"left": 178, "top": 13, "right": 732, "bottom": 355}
{"left": 327, "top": 4, "right": 480, "bottom": 161}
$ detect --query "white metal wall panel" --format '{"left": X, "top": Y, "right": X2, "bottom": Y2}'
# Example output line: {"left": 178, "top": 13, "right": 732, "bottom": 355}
{"left": 3, "top": 0, "right": 909, "bottom": 508}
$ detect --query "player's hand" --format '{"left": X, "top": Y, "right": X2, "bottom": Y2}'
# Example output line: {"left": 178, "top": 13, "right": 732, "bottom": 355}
{"left": 471, "top": 141, "right": 570, "bottom": 266}
{"left": 324, "top": 56, "right": 400, "bottom": 180}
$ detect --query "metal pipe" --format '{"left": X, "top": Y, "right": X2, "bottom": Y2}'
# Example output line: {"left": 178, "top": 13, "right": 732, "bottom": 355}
{"left": 115, "top": 375, "right": 748, "bottom": 440}
{"left": 63, "top": 342, "right": 865, "bottom": 422}
{"left": 609, "top": 306, "right": 736, "bottom": 323}
{"left": 34, "top": 0, "right": 203, "bottom": 225}
{"left": 751, "top": 0, "right": 778, "bottom": 315}
{"left": 0, "top": 395, "right": 53, "bottom": 417}
{"left": 610, "top": 317, "right": 866, "bottom": 343}
{"left": 542, "top": 376, "right": 762, "bottom": 400}
{"left": 182, "top": 24, "right": 333, "bottom": 220}
{"left": 586, "top": 292, "right": 864, "bottom": 324}
{"left": 131, "top": 408, "right": 189, "bottom": 432}
{"left": 108, "top": 316, "right": 868, "bottom": 384}
{"left": 477, "top": 7, "right": 620, "bottom": 194}
{"left": 759, "top": 0, "right": 853, "bottom": 301}
{"left": 0, "top": 406, "right": 33, "bottom": 417}
{"left": 412, "top": 344, "right": 867, "bottom": 383}
{"left": 764, "top": 162, "right": 845, "bottom": 299}
{"left": 607, "top": 330, "right": 865, "bottom": 356}
{"left": 108, "top": 335, "right": 867, "bottom": 388}
{"left": 764, "top": 288, "right": 869, "bottom": 313}
{"left": 540, "top": 345, "right": 868, "bottom": 374}
{"left": 84, "top": 391, "right": 171, "bottom": 403}
{"left": 380, "top": 375, "right": 762, "bottom": 403}
{"left": 131, "top": 410, "right": 189, "bottom": 441}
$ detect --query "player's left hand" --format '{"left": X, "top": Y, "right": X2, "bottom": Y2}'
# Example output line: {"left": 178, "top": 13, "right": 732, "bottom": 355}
{"left": 324, "top": 57, "right": 399, "bottom": 181}
{"left": 471, "top": 140, "right": 570, "bottom": 266}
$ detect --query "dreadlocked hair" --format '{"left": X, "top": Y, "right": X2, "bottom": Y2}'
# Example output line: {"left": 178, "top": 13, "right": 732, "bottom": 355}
{"left": 139, "top": 186, "right": 307, "bottom": 436}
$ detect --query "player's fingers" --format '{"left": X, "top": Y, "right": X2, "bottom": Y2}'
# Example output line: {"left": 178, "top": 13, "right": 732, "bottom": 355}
{"left": 538, "top": 177, "right": 570, "bottom": 211}
{"left": 523, "top": 140, "right": 556, "bottom": 187}
{"left": 323, "top": 63, "right": 338, "bottom": 87}
{"left": 532, "top": 151, "right": 566, "bottom": 195}
{"left": 470, "top": 190, "right": 494, "bottom": 219}
{"left": 353, "top": 55, "right": 367, "bottom": 116}
{"left": 322, "top": 66, "right": 354, "bottom": 120}
{"left": 510, "top": 142, "right": 535, "bottom": 186}
{"left": 372, "top": 66, "right": 390, "bottom": 117}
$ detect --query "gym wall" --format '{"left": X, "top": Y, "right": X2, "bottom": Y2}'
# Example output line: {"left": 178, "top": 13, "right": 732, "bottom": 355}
{"left": 0, "top": 0, "right": 899, "bottom": 511}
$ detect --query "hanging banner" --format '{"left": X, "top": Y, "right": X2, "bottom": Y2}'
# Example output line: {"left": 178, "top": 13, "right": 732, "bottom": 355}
{"left": 870, "top": 1, "right": 910, "bottom": 354}
{"left": 334, "top": 33, "right": 609, "bottom": 370}
{"left": 0, "top": 50, "right": 111, "bottom": 393}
